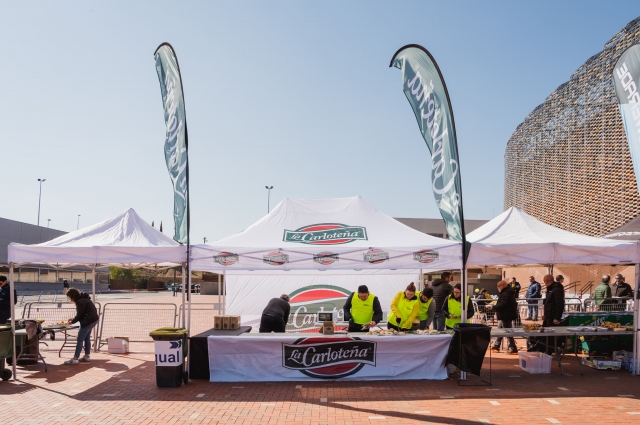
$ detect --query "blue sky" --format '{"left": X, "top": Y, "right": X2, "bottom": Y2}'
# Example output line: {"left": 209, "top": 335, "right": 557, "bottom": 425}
{"left": 1, "top": 2, "right": 639, "bottom": 242}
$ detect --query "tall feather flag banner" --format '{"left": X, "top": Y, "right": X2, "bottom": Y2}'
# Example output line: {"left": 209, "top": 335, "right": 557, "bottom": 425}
{"left": 390, "top": 45, "right": 465, "bottom": 243}
{"left": 613, "top": 45, "right": 640, "bottom": 196}
{"left": 154, "top": 43, "right": 190, "bottom": 244}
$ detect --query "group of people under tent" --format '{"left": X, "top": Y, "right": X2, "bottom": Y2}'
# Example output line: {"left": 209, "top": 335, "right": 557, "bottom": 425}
{"left": 256, "top": 271, "right": 474, "bottom": 334}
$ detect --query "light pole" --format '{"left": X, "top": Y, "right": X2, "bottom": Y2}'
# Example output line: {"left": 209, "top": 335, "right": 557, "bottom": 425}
{"left": 47, "top": 219, "right": 51, "bottom": 228}
{"left": 77, "top": 215, "right": 81, "bottom": 230}
{"left": 37, "top": 178, "right": 46, "bottom": 226}
{"left": 265, "top": 186, "right": 274, "bottom": 213}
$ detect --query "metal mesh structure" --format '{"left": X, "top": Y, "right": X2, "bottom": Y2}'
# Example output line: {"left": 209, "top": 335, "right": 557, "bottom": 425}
{"left": 505, "top": 18, "right": 640, "bottom": 236}
{"left": 97, "top": 303, "right": 177, "bottom": 348}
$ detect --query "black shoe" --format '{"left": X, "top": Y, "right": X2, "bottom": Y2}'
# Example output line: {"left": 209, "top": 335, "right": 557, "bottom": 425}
{"left": 507, "top": 349, "right": 519, "bottom": 355}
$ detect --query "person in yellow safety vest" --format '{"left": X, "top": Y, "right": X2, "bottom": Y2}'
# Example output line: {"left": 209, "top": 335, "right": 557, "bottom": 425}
{"left": 442, "top": 283, "right": 474, "bottom": 329}
{"left": 387, "top": 282, "right": 419, "bottom": 331}
{"left": 342, "top": 285, "right": 383, "bottom": 332}
{"left": 416, "top": 288, "right": 435, "bottom": 330}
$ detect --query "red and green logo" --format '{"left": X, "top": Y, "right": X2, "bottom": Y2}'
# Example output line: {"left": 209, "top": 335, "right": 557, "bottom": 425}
{"left": 213, "top": 252, "right": 239, "bottom": 266}
{"left": 287, "top": 285, "right": 351, "bottom": 332}
{"left": 363, "top": 248, "right": 389, "bottom": 264}
{"left": 282, "top": 336, "right": 376, "bottom": 379}
{"left": 413, "top": 249, "right": 439, "bottom": 263}
{"left": 313, "top": 251, "right": 339, "bottom": 265}
{"left": 283, "top": 223, "right": 367, "bottom": 245}
{"left": 263, "top": 251, "right": 289, "bottom": 266}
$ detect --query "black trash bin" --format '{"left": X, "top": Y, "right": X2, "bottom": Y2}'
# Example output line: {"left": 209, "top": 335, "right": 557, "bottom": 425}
{"left": 446, "top": 323, "right": 491, "bottom": 376}
{"left": 149, "top": 327, "right": 188, "bottom": 387}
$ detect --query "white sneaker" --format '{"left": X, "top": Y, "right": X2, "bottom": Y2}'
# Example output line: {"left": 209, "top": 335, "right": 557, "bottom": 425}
{"left": 79, "top": 356, "right": 91, "bottom": 363}
{"left": 64, "top": 358, "right": 79, "bottom": 365}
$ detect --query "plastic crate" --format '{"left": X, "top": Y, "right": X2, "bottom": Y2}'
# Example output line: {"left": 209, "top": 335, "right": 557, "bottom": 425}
{"left": 519, "top": 352, "right": 552, "bottom": 374}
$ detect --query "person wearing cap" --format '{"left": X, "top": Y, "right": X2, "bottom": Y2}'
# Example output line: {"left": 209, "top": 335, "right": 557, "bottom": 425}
{"left": 416, "top": 288, "right": 435, "bottom": 330}
{"left": 259, "top": 294, "right": 291, "bottom": 333}
{"left": 387, "top": 282, "right": 419, "bottom": 331}
{"left": 342, "top": 285, "right": 383, "bottom": 332}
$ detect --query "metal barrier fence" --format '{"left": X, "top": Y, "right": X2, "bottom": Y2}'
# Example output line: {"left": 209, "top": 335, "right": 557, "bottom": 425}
{"left": 178, "top": 304, "right": 222, "bottom": 335}
{"left": 473, "top": 297, "right": 585, "bottom": 327}
{"left": 17, "top": 290, "right": 66, "bottom": 305}
{"left": 97, "top": 303, "right": 177, "bottom": 350}
{"left": 583, "top": 298, "right": 634, "bottom": 313}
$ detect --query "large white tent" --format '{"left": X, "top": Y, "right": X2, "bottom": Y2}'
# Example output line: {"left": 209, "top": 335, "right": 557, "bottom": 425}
{"left": 6, "top": 208, "right": 187, "bottom": 380}
{"left": 190, "top": 196, "right": 463, "bottom": 272}
{"left": 467, "top": 206, "right": 639, "bottom": 266}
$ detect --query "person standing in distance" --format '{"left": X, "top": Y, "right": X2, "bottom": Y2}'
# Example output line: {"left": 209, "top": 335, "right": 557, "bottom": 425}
{"left": 542, "top": 274, "right": 564, "bottom": 326}
{"left": 612, "top": 274, "right": 633, "bottom": 298}
{"left": 509, "top": 277, "right": 521, "bottom": 298}
{"left": 525, "top": 276, "right": 542, "bottom": 321}
{"left": 259, "top": 294, "right": 291, "bottom": 333}
{"left": 63, "top": 279, "right": 70, "bottom": 295}
{"left": 431, "top": 272, "right": 453, "bottom": 331}
{"left": 487, "top": 280, "right": 519, "bottom": 354}
{"left": 342, "top": 285, "right": 382, "bottom": 332}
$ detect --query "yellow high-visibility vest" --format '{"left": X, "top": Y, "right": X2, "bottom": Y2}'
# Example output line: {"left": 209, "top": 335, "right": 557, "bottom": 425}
{"left": 350, "top": 292, "right": 375, "bottom": 324}
{"left": 445, "top": 295, "right": 471, "bottom": 328}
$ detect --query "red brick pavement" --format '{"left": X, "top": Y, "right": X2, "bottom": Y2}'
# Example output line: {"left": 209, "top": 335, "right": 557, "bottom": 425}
{"left": 1, "top": 339, "right": 639, "bottom": 425}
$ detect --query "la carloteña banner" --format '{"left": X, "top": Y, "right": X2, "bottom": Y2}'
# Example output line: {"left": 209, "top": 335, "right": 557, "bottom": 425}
{"left": 614, "top": 44, "right": 640, "bottom": 196}
{"left": 390, "top": 45, "right": 466, "bottom": 244}
{"left": 154, "top": 43, "right": 190, "bottom": 245}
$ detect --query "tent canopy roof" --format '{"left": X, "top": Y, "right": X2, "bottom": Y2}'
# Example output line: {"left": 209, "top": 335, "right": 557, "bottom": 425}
{"left": 8, "top": 208, "right": 185, "bottom": 267}
{"left": 191, "top": 196, "right": 462, "bottom": 271}
{"left": 467, "top": 207, "right": 639, "bottom": 266}
{"left": 602, "top": 213, "right": 640, "bottom": 240}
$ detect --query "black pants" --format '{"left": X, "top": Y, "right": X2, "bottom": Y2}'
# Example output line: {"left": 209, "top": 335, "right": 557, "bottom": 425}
{"left": 492, "top": 319, "right": 517, "bottom": 351}
{"left": 259, "top": 314, "right": 286, "bottom": 333}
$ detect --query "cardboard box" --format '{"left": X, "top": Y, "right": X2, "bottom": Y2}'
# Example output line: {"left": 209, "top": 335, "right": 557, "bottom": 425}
{"left": 583, "top": 356, "right": 622, "bottom": 370}
{"left": 321, "top": 321, "right": 334, "bottom": 335}
{"left": 221, "top": 315, "right": 241, "bottom": 330}
{"left": 107, "top": 337, "right": 129, "bottom": 354}
{"left": 214, "top": 316, "right": 224, "bottom": 330}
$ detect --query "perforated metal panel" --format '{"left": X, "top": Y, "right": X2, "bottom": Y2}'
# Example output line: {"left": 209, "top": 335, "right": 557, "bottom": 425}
{"left": 505, "top": 18, "right": 640, "bottom": 236}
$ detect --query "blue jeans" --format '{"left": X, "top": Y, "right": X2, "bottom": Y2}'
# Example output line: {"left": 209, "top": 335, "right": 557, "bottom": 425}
{"left": 528, "top": 305, "right": 539, "bottom": 320}
{"left": 433, "top": 312, "right": 446, "bottom": 331}
{"left": 75, "top": 320, "right": 98, "bottom": 358}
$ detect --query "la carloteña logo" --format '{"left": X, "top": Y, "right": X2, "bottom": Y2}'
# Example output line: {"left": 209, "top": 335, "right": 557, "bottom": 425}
{"left": 288, "top": 285, "right": 350, "bottom": 331}
{"left": 413, "top": 249, "right": 439, "bottom": 263}
{"left": 263, "top": 251, "right": 290, "bottom": 266}
{"left": 283, "top": 223, "right": 367, "bottom": 245}
{"left": 313, "top": 252, "right": 339, "bottom": 265}
{"left": 213, "top": 252, "right": 239, "bottom": 266}
{"left": 282, "top": 337, "right": 376, "bottom": 379}
{"left": 363, "top": 248, "right": 389, "bottom": 264}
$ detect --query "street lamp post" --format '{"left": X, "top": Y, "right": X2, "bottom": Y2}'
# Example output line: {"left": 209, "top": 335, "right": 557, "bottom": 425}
{"left": 37, "top": 178, "right": 46, "bottom": 226}
{"left": 77, "top": 215, "right": 81, "bottom": 230}
{"left": 265, "top": 186, "right": 274, "bottom": 213}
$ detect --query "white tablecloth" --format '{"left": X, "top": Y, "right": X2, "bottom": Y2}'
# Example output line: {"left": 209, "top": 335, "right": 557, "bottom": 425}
{"left": 207, "top": 333, "right": 452, "bottom": 381}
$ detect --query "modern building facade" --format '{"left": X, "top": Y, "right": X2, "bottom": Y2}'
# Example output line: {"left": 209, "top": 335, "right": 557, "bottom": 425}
{"left": 505, "top": 17, "right": 640, "bottom": 236}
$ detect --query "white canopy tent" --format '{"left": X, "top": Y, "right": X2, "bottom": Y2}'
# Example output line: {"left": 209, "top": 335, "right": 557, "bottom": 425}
{"left": 467, "top": 206, "right": 640, "bottom": 376}
{"left": 191, "top": 196, "right": 462, "bottom": 272}
{"left": 190, "top": 196, "right": 463, "bottom": 327}
{"left": 6, "top": 208, "right": 187, "bottom": 380}
{"left": 467, "top": 207, "right": 639, "bottom": 266}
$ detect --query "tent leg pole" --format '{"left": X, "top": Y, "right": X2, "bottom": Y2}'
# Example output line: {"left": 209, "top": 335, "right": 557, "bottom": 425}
{"left": 634, "top": 264, "right": 639, "bottom": 376}
{"left": 181, "top": 264, "right": 186, "bottom": 328}
{"left": 460, "top": 267, "right": 468, "bottom": 381}
{"left": 9, "top": 263, "right": 17, "bottom": 381}
{"left": 217, "top": 273, "right": 221, "bottom": 315}
{"left": 92, "top": 266, "right": 97, "bottom": 351}
{"left": 187, "top": 248, "right": 192, "bottom": 382}
{"left": 223, "top": 270, "right": 226, "bottom": 316}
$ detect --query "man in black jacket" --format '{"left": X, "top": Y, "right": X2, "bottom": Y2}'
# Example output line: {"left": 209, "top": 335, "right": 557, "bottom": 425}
{"left": 487, "top": 280, "right": 518, "bottom": 354}
{"left": 542, "top": 274, "right": 564, "bottom": 326}
{"left": 612, "top": 274, "right": 633, "bottom": 298}
{"left": 0, "top": 275, "right": 17, "bottom": 324}
{"left": 342, "top": 285, "right": 383, "bottom": 332}
{"left": 259, "top": 294, "right": 291, "bottom": 333}
{"left": 431, "top": 272, "right": 453, "bottom": 331}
